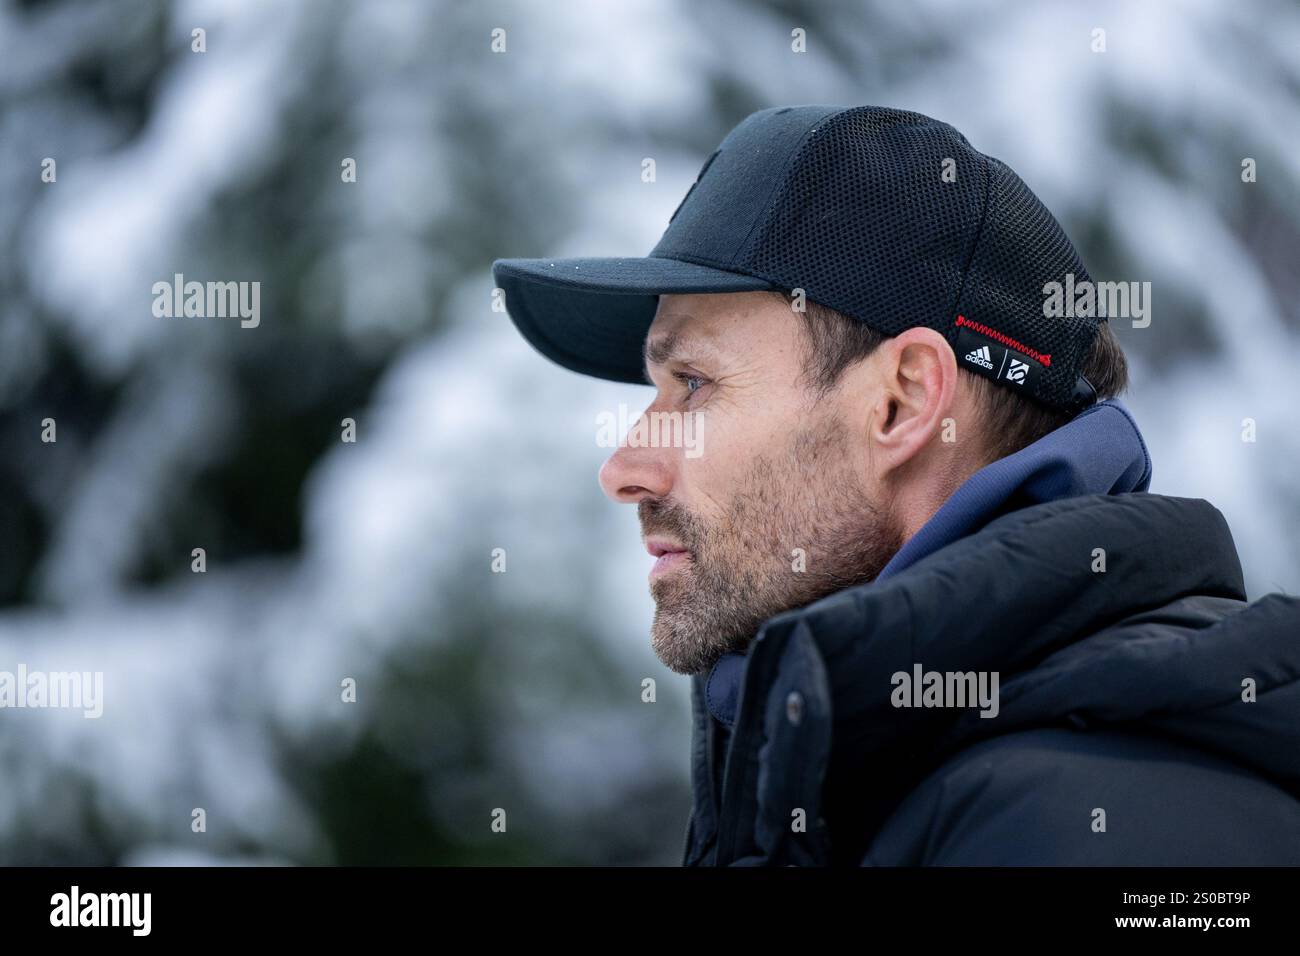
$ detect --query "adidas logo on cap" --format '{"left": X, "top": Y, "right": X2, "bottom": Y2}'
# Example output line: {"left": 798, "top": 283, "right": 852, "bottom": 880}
{"left": 964, "top": 345, "right": 994, "bottom": 370}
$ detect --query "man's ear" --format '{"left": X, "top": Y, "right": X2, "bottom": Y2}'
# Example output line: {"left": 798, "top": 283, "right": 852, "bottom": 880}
{"left": 866, "top": 327, "right": 958, "bottom": 479}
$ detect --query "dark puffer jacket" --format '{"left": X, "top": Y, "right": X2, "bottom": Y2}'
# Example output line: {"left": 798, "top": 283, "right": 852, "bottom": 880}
{"left": 681, "top": 492, "right": 1300, "bottom": 865}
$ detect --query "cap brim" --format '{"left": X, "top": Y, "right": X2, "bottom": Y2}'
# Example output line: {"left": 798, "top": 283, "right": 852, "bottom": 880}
{"left": 492, "top": 256, "right": 777, "bottom": 384}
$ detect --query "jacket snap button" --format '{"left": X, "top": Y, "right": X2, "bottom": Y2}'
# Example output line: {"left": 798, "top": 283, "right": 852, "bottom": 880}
{"left": 786, "top": 691, "right": 804, "bottom": 726}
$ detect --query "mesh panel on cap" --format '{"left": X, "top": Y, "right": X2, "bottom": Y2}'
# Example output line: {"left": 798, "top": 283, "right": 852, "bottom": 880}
{"left": 957, "top": 157, "right": 1100, "bottom": 409}
{"left": 741, "top": 106, "right": 985, "bottom": 338}
{"left": 740, "top": 105, "right": 1098, "bottom": 413}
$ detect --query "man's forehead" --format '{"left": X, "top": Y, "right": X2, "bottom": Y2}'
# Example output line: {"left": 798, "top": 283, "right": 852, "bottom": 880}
{"left": 643, "top": 320, "right": 725, "bottom": 369}
{"left": 642, "top": 292, "right": 799, "bottom": 378}
{"left": 644, "top": 293, "right": 755, "bottom": 365}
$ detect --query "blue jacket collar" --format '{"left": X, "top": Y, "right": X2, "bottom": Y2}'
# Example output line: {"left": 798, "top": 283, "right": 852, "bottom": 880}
{"left": 703, "top": 399, "right": 1151, "bottom": 729}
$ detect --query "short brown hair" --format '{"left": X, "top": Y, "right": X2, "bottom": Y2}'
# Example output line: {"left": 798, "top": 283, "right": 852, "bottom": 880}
{"left": 769, "top": 290, "right": 1128, "bottom": 464}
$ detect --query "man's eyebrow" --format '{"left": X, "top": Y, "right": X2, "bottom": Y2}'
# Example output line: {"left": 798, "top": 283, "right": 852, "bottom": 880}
{"left": 643, "top": 330, "right": 681, "bottom": 371}
{"left": 643, "top": 328, "right": 725, "bottom": 379}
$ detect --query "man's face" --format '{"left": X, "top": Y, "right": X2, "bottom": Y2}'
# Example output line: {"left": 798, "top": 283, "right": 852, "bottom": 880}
{"left": 598, "top": 292, "right": 905, "bottom": 675}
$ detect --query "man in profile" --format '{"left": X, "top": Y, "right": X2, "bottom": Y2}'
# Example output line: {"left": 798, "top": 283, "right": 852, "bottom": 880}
{"left": 493, "top": 106, "right": 1300, "bottom": 866}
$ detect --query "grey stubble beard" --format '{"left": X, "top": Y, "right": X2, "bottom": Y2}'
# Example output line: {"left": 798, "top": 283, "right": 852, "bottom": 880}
{"left": 642, "top": 416, "right": 903, "bottom": 675}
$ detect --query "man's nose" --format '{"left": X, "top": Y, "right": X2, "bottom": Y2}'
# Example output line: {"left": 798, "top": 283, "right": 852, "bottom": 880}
{"left": 598, "top": 432, "right": 673, "bottom": 504}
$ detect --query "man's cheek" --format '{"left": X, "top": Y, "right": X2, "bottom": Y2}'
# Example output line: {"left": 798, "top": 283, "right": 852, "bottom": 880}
{"left": 678, "top": 437, "right": 752, "bottom": 510}
{"left": 681, "top": 407, "right": 706, "bottom": 459}
{"left": 672, "top": 461, "right": 717, "bottom": 524}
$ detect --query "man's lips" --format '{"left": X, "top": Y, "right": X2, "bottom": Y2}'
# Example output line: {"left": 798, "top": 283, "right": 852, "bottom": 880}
{"left": 644, "top": 537, "right": 687, "bottom": 558}
{"left": 644, "top": 537, "right": 691, "bottom": 578}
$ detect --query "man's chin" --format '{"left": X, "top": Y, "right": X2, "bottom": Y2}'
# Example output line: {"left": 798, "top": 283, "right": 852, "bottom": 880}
{"left": 651, "top": 630, "right": 722, "bottom": 676}
{"left": 650, "top": 598, "right": 758, "bottom": 676}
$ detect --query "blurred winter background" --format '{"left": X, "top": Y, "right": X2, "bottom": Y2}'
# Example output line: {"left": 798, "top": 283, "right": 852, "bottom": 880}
{"left": 0, "top": 0, "right": 1297, "bottom": 865}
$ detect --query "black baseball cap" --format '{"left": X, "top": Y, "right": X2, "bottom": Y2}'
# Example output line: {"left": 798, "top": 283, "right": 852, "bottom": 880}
{"left": 493, "top": 105, "right": 1101, "bottom": 414}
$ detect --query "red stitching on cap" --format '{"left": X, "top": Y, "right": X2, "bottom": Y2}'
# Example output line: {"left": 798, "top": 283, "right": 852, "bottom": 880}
{"left": 955, "top": 315, "right": 1051, "bottom": 367}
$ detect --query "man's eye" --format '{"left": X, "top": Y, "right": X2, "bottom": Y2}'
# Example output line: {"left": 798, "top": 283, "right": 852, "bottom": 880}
{"left": 673, "top": 372, "right": 707, "bottom": 396}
